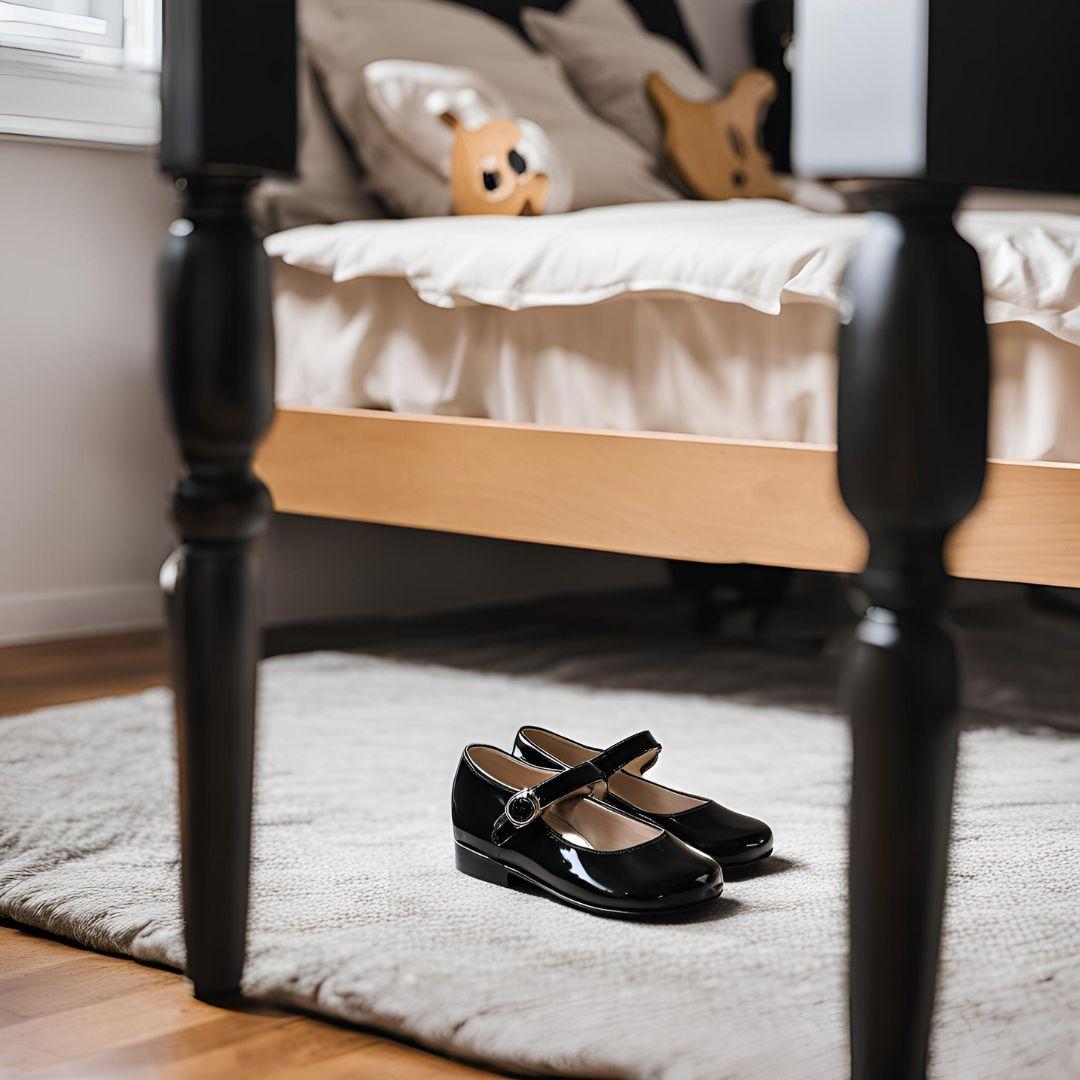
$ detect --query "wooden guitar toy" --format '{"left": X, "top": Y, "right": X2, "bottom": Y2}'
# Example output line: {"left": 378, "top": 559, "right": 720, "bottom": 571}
{"left": 647, "top": 68, "right": 787, "bottom": 202}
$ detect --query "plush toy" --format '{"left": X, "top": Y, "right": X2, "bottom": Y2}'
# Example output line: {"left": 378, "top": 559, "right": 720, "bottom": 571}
{"left": 440, "top": 114, "right": 551, "bottom": 216}
{"left": 362, "top": 60, "right": 573, "bottom": 218}
{"left": 647, "top": 69, "right": 787, "bottom": 202}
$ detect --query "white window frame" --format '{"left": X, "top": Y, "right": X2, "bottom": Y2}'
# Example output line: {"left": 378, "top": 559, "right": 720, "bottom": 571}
{"left": 0, "top": 0, "right": 160, "bottom": 148}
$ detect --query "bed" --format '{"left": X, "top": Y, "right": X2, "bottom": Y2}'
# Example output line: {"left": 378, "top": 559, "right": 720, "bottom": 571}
{"left": 259, "top": 199, "right": 1080, "bottom": 586}
{"left": 156, "top": 1, "right": 1080, "bottom": 1078}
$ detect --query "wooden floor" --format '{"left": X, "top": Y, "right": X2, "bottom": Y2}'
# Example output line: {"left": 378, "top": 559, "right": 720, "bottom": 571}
{"left": 0, "top": 631, "right": 496, "bottom": 1079}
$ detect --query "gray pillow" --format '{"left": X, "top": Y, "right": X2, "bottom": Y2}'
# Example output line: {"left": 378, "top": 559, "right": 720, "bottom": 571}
{"left": 252, "top": 50, "right": 383, "bottom": 235}
{"left": 522, "top": 0, "right": 718, "bottom": 160}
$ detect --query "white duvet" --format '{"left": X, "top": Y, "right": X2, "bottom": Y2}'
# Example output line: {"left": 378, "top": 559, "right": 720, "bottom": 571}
{"left": 265, "top": 199, "right": 1080, "bottom": 348}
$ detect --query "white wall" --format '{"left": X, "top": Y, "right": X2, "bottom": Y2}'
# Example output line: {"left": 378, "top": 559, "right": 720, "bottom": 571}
{"left": 0, "top": 138, "right": 657, "bottom": 645}
{"left": 0, "top": 140, "right": 176, "bottom": 644}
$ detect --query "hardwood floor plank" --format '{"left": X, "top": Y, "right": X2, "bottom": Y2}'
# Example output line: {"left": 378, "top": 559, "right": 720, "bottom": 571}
{"left": 1, "top": 983, "right": 216, "bottom": 1059}
{"left": 0, "top": 631, "right": 166, "bottom": 718}
{"left": 32, "top": 1015, "right": 302, "bottom": 1079}
{"left": 0, "top": 1004, "right": 28, "bottom": 1029}
{"left": 156, "top": 1016, "right": 379, "bottom": 1078}
{"left": 286, "top": 1038, "right": 495, "bottom": 1079}
{"left": 0, "top": 956, "right": 173, "bottom": 1020}
{"left": 0, "top": 1040, "right": 65, "bottom": 1073}
{"left": 0, "top": 930, "right": 99, "bottom": 979}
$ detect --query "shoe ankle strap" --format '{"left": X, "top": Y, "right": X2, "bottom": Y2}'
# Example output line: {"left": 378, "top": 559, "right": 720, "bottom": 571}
{"left": 492, "top": 760, "right": 606, "bottom": 846}
{"left": 592, "top": 730, "right": 661, "bottom": 778}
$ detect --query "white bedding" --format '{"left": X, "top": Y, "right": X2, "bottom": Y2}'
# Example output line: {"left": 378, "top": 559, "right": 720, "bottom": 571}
{"left": 267, "top": 199, "right": 1080, "bottom": 463}
{"left": 273, "top": 264, "right": 1080, "bottom": 463}
{"left": 266, "top": 199, "right": 1080, "bottom": 346}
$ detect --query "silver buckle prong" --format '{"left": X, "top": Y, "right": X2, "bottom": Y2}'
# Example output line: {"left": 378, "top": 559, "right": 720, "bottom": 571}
{"left": 504, "top": 788, "right": 541, "bottom": 828}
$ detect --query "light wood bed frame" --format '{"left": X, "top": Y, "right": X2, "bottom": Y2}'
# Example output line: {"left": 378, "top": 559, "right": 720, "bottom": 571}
{"left": 258, "top": 406, "right": 1080, "bottom": 588}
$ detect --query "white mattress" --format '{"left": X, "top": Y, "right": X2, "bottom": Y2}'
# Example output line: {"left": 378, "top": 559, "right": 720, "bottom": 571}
{"left": 269, "top": 200, "right": 1080, "bottom": 463}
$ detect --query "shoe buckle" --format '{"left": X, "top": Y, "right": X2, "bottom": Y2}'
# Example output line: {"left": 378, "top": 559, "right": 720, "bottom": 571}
{"left": 504, "top": 788, "right": 541, "bottom": 828}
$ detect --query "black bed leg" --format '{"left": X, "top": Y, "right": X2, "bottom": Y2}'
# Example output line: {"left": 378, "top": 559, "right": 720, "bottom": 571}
{"left": 836, "top": 184, "right": 989, "bottom": 1079}
{"left": 845, "top": 601, "right": 960, "bottom": 1078}
{"left": 159, "top": 174, "right": 275, "bottom": 1001}
{"left": 163, "top": 538, "right": 263, "bottom": 1000}
{"left": 158, "top": 0, "right": 295, "bottom": 1001}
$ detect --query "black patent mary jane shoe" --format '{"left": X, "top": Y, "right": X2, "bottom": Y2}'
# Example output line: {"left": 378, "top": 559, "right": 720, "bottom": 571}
{"left": 451, "top": 745, "right": 723, "bottom": 917}
{"left": 513, "top": 727, "right": 774, "bottom": 869}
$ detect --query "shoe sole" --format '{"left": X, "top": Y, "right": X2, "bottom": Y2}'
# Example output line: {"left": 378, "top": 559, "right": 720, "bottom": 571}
{"left": 719, "top": 841, "right": 774, "bottom": 870}
{"left": 454, "top": 840, "right": 723, "bottom": 920}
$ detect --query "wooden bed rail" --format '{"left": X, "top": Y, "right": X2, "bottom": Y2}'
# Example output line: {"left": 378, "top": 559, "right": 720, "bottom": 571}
{"left": 257, "top": 406, "right": 1080, "bottom": 590}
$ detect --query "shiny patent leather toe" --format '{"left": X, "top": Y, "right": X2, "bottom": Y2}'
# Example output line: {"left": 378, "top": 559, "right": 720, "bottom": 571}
{"left": 513, "top": 726, "right": 774, "bottom": 869}
{"left": 452, "top": 744, "right": 723, "bottom": 917}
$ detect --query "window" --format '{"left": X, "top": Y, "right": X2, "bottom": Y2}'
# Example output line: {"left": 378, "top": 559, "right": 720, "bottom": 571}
{"left": 0, "top": 1, "right": 126, "bottom": 63}
{"left": 0, "top": 0, "right": 160, "bottom": 146}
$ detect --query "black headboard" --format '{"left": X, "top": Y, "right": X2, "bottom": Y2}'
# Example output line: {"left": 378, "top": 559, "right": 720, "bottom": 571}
{"left": 751, "top": 0, "right": 794, "bottom": 173}
{"left": 444, "top": 0, "right": 703, "bottom": 68}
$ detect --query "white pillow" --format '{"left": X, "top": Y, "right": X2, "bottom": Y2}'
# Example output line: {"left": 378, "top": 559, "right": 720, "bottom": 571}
{"left": 522, "top": 0, "right": 718, "bottom": 159}
{"left": 301, "top": 0, "right": 678, "bottom": 213}
{"left": 362, "top": 60, "right": 573, "bottom": 217}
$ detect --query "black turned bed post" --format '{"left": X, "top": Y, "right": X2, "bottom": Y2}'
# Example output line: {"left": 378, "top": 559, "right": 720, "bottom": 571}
{"left": 836, "top": 183, "right": 988, "bottom": 1079}
{"left": 796, "top": 2, "right": 1076, "bottom": 1071}
{"left": 159, "top": 0, "right": 297, "bottom": 1001}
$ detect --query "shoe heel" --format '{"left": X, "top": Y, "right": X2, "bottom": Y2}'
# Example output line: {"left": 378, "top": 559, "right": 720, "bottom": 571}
{"left": 455, "top": 842, "right": 512, "bottom": 888}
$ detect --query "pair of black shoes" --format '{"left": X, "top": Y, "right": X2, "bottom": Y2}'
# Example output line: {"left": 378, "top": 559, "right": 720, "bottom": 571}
{"left": 451, "top": 726, "right": 773, "bottom": 918}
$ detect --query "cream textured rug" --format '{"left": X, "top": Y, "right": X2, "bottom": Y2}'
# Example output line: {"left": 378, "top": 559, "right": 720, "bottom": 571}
{"left": 1, "top": 648, "right": 1078, "bottom": 1079}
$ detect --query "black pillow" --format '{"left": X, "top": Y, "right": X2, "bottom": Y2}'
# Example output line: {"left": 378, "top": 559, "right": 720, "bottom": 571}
{"left": 443, "top": 0, "right": 703, "bottom": 68}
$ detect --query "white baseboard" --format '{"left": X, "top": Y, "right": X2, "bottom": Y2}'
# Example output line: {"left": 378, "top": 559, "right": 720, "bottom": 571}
{"left": 0, "top": 582, "right": 163, "bottom": 646}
